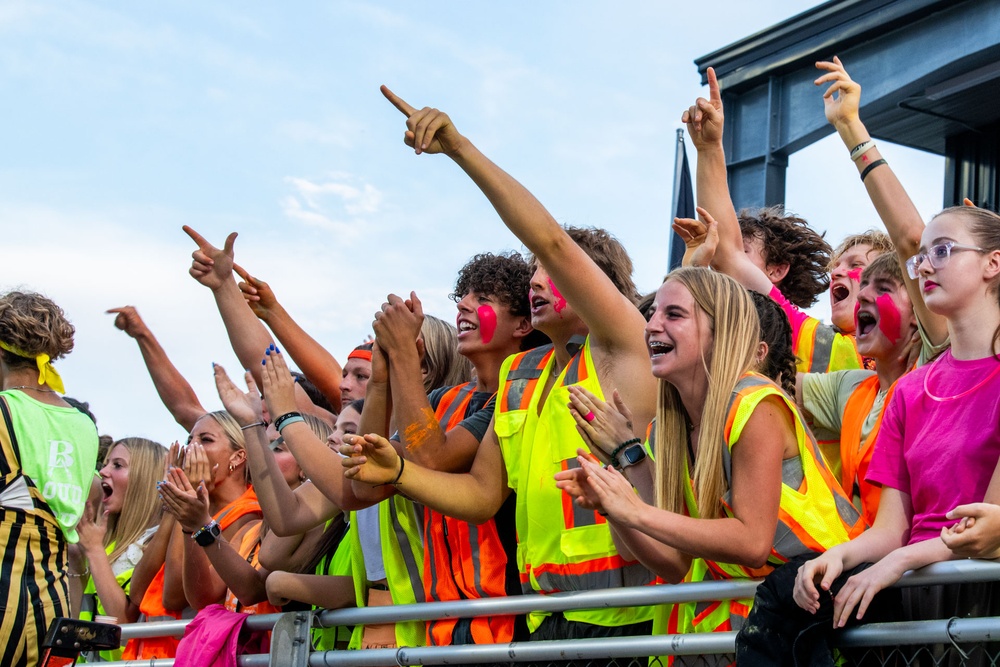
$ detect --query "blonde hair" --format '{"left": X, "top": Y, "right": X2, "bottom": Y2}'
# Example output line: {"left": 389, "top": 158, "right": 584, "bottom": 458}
{"left": 420, "top": 314, "right": 472, "bottom": 392}
{"left": 203, "top": 410, "right": 250, "bottom": 485}
{"left": 828, "top": 229, "right": 893, "bottom": 270}
{"left": 103, "top": 438, "right": 166, "bottom": 564}
{"left": 653, "top": 267, "right": 761, "bottom": 519}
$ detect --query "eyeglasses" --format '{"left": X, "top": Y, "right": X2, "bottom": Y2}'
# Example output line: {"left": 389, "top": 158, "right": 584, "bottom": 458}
{"left": 905, "top": 241, "right": 986, "bottom": 279}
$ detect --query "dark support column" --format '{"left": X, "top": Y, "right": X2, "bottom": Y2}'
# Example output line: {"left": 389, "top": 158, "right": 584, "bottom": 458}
{"left": 944, "top": 121, "right": 1000, "bottom": 212}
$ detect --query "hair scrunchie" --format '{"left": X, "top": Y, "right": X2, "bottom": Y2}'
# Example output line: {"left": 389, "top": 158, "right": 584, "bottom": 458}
{"left": 0, "top": 341, "right": 65, "bottom": 394}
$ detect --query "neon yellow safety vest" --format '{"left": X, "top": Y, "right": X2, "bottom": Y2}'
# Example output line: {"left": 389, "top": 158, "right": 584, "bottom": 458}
{"left": 795, "top": 318, "right": 862, "bottom": 374}
{"left": 652, "top": 373, "right": 864, "bottom": 664}
{"left": 347, "top": 496, "right": 427, "bottom": 650}
{"left": 495, "top": 335, "right": 654, "bottom": 632}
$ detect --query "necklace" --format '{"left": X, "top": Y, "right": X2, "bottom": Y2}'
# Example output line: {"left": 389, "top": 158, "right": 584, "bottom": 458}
{"left": 922, "top": 357, "right": 1000, "bottom": 402}
{"left": 6, "top": 385, "right": 55, "bottom": 393}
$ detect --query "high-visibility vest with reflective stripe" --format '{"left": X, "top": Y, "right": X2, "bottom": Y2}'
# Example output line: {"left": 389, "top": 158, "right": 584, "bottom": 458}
{"left": 794, "top": 321, "right": 862, "bottom": 479}
{"left": 687, "top": 373, "right": 864, "bottom": 580}
{"left": 795, "top": 318, "right": 862, "bottom": 374}
{"left": 347, "top": 497, "right": 427, "bottom": 650}
{"left": 496, "top": 335, "right": 655, "bottom": 632}
{"left": 654, "top": 374, "right": 864, "bottom": 646}
{"left": 424, "top": 382, "right": 514, "bottom": 646}
{"left": 840, "top": 375, "right": 897, "bottom": 527}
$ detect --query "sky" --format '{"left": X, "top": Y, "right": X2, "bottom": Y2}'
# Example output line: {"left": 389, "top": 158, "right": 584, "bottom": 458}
{"left": 1, "top": 1, "right": 946, "bottom": 444}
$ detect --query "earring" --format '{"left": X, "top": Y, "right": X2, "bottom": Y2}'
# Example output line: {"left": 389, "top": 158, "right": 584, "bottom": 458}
{"left": 229, "top": 464, "right": 234, "bottom": 472}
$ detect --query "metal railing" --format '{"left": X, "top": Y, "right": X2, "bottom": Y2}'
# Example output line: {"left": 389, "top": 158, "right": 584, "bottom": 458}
{"left": 99, "top": 560, "right": 1000, "bottom": 666}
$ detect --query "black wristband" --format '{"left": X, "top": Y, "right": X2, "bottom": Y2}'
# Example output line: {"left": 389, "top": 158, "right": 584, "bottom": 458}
{"left": 273, "top": 411, "right": 302, "bottom": 431}
{"left": 608, "top": 438, "right": 642, "bottom": 469}
{"left": 860, "top": 158, "right": 887, "bottom": 182}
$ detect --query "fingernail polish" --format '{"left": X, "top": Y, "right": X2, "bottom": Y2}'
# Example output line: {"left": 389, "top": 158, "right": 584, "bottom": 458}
{"left": 261, "top": 359, "right": 266, "bottom": 366}
{"left": 274, "top": 346, "right": 280, "bottom": 354}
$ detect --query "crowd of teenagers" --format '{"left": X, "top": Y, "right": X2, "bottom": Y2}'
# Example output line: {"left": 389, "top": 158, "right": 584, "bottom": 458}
{"left": 3, "top": 56, "right": 1000, "bottom": 667}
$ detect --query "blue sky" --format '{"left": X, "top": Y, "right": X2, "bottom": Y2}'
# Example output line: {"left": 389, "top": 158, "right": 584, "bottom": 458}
{"left": 2, "top": 1, "right": 944, "bottom": 443}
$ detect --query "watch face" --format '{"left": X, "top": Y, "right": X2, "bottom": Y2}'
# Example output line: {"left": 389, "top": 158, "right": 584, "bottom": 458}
{"left": 622, "top": 444, "right": 647, "bottom": 466}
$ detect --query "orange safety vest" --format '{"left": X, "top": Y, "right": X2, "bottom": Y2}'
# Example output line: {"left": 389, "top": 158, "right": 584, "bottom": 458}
{"left": 122, "top": 486, "right": 263, "bottom": 660}
{"left": 225, "top": 522, "right": 281, "bottom": 615}
{"left": 496, "top": 336, "right": 654, "bottom": 631}
{"left": 840, "top": 376, "right": 897, "bottom": 527}
{"left": 423, "top": 382, "right": 514, "bottom": 647}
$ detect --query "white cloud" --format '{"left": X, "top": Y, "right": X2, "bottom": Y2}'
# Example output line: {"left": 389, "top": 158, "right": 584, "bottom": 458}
{"left": 280, "top": 173, "right": 383, "bottom": 238}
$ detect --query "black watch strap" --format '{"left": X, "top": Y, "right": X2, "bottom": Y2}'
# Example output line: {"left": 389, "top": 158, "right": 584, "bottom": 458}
{"left": 192, "top": 520, "right": 221, "bottom": 547}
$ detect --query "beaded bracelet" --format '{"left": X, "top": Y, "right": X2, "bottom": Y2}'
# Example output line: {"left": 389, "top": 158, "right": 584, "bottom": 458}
{"left": 608, "top": 438, "right": 642, "bottom": 469}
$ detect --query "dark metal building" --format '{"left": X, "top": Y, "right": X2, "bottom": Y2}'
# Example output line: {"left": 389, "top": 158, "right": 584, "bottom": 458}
{"left": 698, "top": 0, "right": 1000, "bottom": 211}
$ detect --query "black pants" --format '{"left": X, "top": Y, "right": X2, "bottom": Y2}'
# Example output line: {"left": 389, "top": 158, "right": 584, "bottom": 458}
{"left": 735, "top": 554, "right": 900, "bottom": 667}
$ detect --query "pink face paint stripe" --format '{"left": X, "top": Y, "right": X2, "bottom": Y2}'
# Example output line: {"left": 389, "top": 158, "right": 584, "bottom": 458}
{"left": 853, "top": 300, "right": 861, "bottom": 331}
{"left": 847, "top": 268, "right": 863, "bottom": 283}
{"left": 477, "top": 305, "right": 497, "bottom": 345}
{"left": 875, "top": 293, "right": 902, "bottom": 345}
{"left": 547, "top": 278, "right": 567, "bottom": 314}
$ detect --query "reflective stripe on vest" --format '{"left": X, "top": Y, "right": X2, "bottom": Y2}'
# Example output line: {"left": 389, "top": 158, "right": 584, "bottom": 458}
{"left": 684, "top": 373, "right": 864, "bottom": 582}
{"left": 794, "top": 319, "right": 862, "bottom": 374}
{"left": 841, "top": 376, "right": 896, "bottom": 528}
{"left": 347, "top": 510, "right": 426, "bottom": 650}
{"left": 497, "top": 335, "right": 654, "bottom": 631}
{"left": 424, "top": 382, "right": 514, "bottom": 646}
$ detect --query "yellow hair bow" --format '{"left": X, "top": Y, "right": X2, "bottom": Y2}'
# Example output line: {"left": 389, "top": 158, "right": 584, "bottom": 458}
{"left": 0, "top": 341, "right": 65, "bottom": 394}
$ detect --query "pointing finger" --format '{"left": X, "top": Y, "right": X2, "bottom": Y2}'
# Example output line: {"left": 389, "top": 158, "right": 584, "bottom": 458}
{"left": 380, "top": 85, "right": 416, "bottom": 117}
{"left": 182, "top": 225, "right": 213, "bottom": 250}
{"left": 707, "top": 67, "right": 720, "bottom": 105}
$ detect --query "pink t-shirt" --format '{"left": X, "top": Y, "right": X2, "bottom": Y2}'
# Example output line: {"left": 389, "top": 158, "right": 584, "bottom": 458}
{"left": 866, "top": 350, "right": 1000, "bottom": 544}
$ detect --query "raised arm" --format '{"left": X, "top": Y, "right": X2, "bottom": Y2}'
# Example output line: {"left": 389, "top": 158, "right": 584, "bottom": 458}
{"left": 683, "top": 68, "right": 774, "bottom": 295}
{"left": 381, "top": 86, "right": 646, "bottom": 355}
{"left": 376, "top": 293, "right": 483, "bottom": 472}
{"left": 815, "top": 57, "right": 947, "bottom": 346}
{"left": 214, "top": 363, "right": 342, "bottom": 535}
{"left": 261, "top": 349, "right": 370, "bottom": 511}
{"left": 184, "top": 226, "right": 277, "bottom": 388}
{"left": 236, "top": 265, "right": 344, "bottom": 411}
{"left": 108, "top": 307, "right": 205, "bottom": 432}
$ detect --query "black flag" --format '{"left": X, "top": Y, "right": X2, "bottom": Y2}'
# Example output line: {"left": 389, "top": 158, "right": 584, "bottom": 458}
{"left": 668, "top": 129, "right": 695, "bottom": 271}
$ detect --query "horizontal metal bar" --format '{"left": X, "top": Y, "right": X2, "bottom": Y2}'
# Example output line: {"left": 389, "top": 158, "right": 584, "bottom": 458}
{"left": 101, "top": 616, "right": 1000, "bottom": 666}
{"left": 303, "top": 617, "right": 1000, "bottom": 666}
{"left": 107, "top": 559, "right": 1000, "bottom": 666}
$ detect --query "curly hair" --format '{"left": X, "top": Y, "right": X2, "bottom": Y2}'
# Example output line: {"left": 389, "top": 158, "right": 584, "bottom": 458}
{"left": 527, "top": 226, "right": 640, "bottom": 305}
{"left": 748, "top": 290, "right": 797, "bottom": 396}
{"left": 451, "top": 252, "right": 533, "bottom": 317}
{"left": 0, "top": 291, "right": 75, "bottom": 368}
{"left": 739, "top": 207, "right": 832, "bottom": 309}
{"left": 829, "top": 229, "right": 893, "bottom": 270}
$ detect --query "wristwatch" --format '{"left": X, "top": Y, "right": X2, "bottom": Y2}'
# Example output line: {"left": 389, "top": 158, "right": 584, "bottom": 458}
{"left": 192, "top": 520, "right": 221, "bottom": 547}
{"left": 616, "top": 443, "right": 647, "bottom": 470}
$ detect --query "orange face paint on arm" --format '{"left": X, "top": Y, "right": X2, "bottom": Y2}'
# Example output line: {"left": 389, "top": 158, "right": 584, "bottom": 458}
{"left": 402, "top": 406, "right": 440, "bottom": 452}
